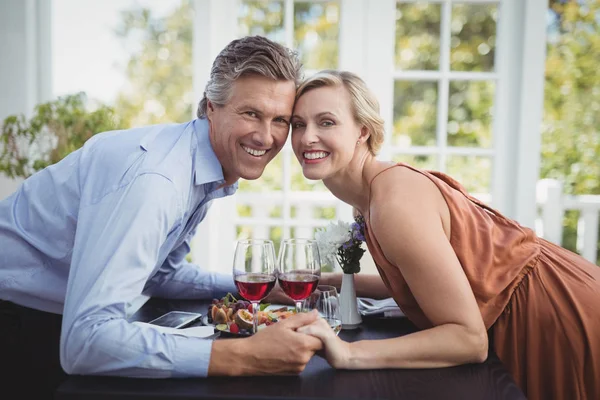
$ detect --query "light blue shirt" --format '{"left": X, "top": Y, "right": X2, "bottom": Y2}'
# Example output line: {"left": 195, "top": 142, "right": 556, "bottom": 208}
{"left": 0, "top": 118, "right": 238, "bottom": 378}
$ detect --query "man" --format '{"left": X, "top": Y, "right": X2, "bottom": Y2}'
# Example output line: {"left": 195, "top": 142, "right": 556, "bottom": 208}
{"left": 0, "top": 36, "right": 321, "bottom": 399}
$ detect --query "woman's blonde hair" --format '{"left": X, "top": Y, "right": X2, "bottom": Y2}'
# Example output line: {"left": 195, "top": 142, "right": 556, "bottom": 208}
{"left": 295, "top": 70, "right": 385, "bottom": 154}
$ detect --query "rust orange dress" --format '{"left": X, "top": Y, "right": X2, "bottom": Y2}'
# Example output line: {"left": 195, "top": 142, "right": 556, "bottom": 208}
{"left": 364, "top": 163, "right": 600, "bottom": 400}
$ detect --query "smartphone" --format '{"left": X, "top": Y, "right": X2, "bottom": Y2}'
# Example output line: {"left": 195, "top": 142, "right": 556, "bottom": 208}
{"left": 148, "top": 311, "right": 202, "bottom": 329}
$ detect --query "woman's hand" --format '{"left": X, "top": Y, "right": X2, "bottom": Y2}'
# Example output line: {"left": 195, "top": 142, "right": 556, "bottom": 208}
{"left": 297, "top": 318, "right": 352, "bottom": 369}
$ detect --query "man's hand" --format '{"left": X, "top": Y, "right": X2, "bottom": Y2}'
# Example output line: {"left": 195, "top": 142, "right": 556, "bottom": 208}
{"left": 208, "top": 310, "right": 322, "bottom": 376}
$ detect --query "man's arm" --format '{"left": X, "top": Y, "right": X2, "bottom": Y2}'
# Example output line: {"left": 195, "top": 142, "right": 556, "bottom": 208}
{"left": 60, "top": 174, "right": 215, "bottom": 378}
{"left": 143, "top": 234, "right": 237, "bottom": 300}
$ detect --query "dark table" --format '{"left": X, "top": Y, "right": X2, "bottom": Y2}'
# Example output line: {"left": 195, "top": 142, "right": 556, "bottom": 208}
{"left": 55, "top": 298, "right": 525, "bottom": 400}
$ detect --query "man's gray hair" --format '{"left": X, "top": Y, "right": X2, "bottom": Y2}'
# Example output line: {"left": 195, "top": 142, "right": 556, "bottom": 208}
{"left": 197, "top": 36, "right": 302, "bottom": 118}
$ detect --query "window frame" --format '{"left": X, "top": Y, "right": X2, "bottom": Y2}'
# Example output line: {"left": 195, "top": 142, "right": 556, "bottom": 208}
{"left": 191, "top": 0, "right": 548, "bottom": 272}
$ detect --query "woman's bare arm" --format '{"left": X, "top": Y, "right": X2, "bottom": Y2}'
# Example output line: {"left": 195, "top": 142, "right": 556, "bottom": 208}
{"left": 320, "top": 273, "right": 390, "bottom": 299}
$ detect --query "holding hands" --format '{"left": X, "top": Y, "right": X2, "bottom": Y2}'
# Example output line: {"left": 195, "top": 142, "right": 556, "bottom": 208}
{"left": 297, "top": 317, "right": 352, "bottom": 369}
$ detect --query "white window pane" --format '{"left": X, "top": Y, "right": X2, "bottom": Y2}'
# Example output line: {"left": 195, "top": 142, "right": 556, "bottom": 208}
{"left": 447, "top": 80, "right": 495, "bottom": 148}
{"left": 294, "top": 2, "right": 340, "bottom": 69}
{"left": 446, "top": 155, "right": 492, "bottom": 193}
{"left": 238, "top": 1, "right": 286, "bottom": 44}
{"left": 393, "top": 80, "right": 438, "bottom": 147}
{"left": 395, "top": 2, "right": 441, "bottom": 71}
{"left": 450, "top": 3, "right": 497, "bottom": 72}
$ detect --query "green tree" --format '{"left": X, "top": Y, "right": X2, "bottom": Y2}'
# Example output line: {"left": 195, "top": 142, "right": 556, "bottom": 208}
{"left": 113, "top": 1, "right": 194, "bottom": 127}
{"left": 543, "top": 0, "right": 600, "bottom": 262}
{"left": 0, "top": 93, "right": 122, "bottom": 179}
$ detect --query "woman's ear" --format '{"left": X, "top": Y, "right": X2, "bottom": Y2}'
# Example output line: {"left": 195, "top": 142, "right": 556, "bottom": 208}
{"left": 359, "top": 126, "right": 371, "bottom": 143}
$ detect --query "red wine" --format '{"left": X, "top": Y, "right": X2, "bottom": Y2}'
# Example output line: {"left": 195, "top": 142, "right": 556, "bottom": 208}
{"left": 235, "top": 274, "right": 276, "bottom": 301}
{"left": 278, "top": 273, "right": 320, "bottom": 301}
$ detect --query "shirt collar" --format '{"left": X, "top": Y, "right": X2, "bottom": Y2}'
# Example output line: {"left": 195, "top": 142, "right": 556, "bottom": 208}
{"left": 192, "top": 118, "right": 238, "bottom": 193}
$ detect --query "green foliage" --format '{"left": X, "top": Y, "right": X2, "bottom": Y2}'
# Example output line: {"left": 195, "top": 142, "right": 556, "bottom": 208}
{"left": 544, "top": 0, "right": 600, "bottom": 263}
{"left": 113, "top": 1, "right": 194, "bottom": 127}
{"left": 543, "top": 0, "right": 600, "bottom": 196}
{"left": 393, "top": 3, "right": 497, "bottom": 193}
{"left": 0, "top": 93, "right": 122, "bottom": 179}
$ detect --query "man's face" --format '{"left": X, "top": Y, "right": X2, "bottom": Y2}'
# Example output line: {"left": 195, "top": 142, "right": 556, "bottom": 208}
{"left": 206, "top": 75, "right": 296, "bottom": 184}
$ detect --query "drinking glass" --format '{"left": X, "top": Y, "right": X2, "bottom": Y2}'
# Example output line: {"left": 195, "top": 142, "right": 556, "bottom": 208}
{"left": 304, "top": 285, "right": 342, "bottom": 335}
{"left": 277, "top": 238, "right": 322, "bottom": 313}
{"left": 233, "top": 239, "right": 277, "bottom": 333}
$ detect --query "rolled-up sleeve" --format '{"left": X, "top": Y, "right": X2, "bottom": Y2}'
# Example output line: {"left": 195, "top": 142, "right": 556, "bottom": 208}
{"left": 60, "top": 173, "right": 215, "bottom": 378}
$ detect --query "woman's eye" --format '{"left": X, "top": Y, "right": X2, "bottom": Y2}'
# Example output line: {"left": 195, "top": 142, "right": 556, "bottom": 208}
{"left": 292, "top": 122, "right": 305, "bottom": 129}
{"left": 321, "top": 120, "right": 334, "bottom": 127}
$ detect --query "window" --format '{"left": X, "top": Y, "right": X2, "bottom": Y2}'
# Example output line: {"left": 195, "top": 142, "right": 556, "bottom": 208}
{"left": 235, "top": 0, "right": 344, "bottom": 261}
{"left": 190, "top": 0, "right": 547, "bottom": 272}
{"left": 392, "top": 0, "right": 498, "bottom": 194}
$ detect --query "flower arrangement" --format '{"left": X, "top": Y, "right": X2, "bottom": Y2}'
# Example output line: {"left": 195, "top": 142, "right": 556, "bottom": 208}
{"left": 315, "top": 215, "right": 366, "bottom": 274}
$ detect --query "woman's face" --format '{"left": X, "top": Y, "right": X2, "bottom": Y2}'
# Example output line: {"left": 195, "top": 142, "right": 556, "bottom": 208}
{"left": 291, "top": 85, "right": 363, "bottom": 181}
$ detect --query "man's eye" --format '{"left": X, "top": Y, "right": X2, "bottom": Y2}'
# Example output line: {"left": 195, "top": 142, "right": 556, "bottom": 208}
{"left": 245, "top": 111, "right": 257, "bottom": 118}
{"left": 274, "top": 118, "right": 289, "bottom": 125}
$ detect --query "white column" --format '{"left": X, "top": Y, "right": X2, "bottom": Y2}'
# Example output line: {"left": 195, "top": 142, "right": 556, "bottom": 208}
{"left": 339, "top": 0, "right": 367, "bottom": 77}
{"left": 363, "top": 0, "right": 395, "bottom": 161}
{"left": 0, "top": 0, "right": 52, "bottom": 200}
{"left": 492, "top": 0, "right": 547, "bottom": 228}
{"left": 190, "top": 0, "right": 239, "bottom": 272}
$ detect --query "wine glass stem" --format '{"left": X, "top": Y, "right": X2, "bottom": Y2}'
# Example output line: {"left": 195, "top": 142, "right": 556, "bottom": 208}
{"left": 295, "top": 301, "right": 303, "bottom": 313}
{"left": 252, "top": 302, "right": 259, "bottom": 334}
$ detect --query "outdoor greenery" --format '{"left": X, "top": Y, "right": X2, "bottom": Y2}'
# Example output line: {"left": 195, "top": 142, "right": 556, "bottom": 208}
{"left": 0, "top": 93, "right": 122, "bottom": 179}
{"left": 544, "top": 0, "right": 600, "bottom": 260}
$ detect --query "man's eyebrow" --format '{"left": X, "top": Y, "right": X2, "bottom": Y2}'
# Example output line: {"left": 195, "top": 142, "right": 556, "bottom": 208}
{"left": 238, "top": 105, "right": 262, "bottom": 114}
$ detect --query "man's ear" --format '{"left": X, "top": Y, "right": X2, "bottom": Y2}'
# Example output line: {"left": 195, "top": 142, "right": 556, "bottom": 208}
{"left": 206, "top": 100, "right": 215, "bottom": 120}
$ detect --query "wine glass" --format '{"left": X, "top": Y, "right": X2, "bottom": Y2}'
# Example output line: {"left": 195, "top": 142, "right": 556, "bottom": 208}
{"left": 277, "top": 238, "right": 322, "bottom": 313}
{"left": 304, "top": 285, "right": 342, "bottom": 335}
{"left": 233, "top": 239, "right": 277, "bottom": 333}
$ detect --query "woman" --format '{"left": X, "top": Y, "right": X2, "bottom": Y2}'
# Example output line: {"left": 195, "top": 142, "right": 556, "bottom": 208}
{"left": 290, "top": 70, "right": 600, "bottom": 400}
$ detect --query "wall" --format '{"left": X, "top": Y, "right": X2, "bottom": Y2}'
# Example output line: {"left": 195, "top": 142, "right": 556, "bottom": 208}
{"left": 0, "top": 0, "right": 52, "bottom": 199}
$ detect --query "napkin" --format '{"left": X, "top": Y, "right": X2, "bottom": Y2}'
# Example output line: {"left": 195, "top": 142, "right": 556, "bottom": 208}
{"left": 357, "top": 297, "right": 405, "bottom": 318}
{"left": 133, "top": 322, "right": 217, "bottom": 339}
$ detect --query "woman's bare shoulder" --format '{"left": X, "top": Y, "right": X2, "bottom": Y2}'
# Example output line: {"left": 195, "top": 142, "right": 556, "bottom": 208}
{"left": 368, "top": 163, "right": 438, "bottom": 203}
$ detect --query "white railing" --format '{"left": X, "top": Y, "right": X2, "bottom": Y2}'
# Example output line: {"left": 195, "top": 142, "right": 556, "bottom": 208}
{"left": 536, "top": 179, "right": 600, "bottom": 264}
{"left": 232, "top": 179, "right": 600, "bottom": 266}
{"left": 234, "top": 191, "right": 350, "bottom": 241}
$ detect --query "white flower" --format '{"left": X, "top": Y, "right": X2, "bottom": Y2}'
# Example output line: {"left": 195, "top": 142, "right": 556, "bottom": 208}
{"left": 315, "top": 221, "right": 352, "bottom": 267}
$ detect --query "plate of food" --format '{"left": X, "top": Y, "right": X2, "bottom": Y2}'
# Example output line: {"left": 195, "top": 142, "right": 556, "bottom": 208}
{"left": 203, "top": 293, "right": 296, "bottom": 337}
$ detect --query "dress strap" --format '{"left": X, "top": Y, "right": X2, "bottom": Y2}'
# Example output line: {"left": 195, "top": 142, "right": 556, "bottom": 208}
{"left": 369, "top": 162, "right": 513, "bottom": 224}
{"left": 425, "top": 169, "right": 510, "bottom": 222}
